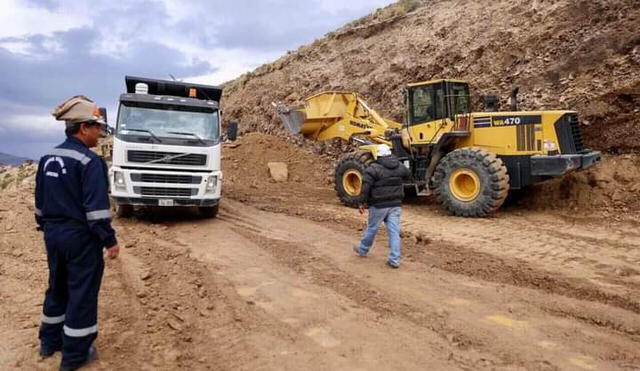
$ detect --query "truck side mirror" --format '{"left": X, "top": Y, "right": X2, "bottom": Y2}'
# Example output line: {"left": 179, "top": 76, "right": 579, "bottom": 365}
{"left": 99, "top": 107, "right": 108, "bottom": 124}
{"left": 227, "top": 121, "right": 238, "bottom": 142}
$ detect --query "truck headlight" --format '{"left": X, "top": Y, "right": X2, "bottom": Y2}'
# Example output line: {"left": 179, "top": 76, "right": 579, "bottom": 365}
{"left": 114, "top": 171, "right": 126, "bottom": 189}
{"left": 543, "top": 140, "right": 557, "bottom": 152}
{"left": 205, "top": 176, "right": 218, "bottom": 193}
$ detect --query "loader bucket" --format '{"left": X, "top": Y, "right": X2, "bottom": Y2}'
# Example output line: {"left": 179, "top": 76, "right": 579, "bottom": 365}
{"left": 273, "top": 103, "right": 307, "bottom": 134}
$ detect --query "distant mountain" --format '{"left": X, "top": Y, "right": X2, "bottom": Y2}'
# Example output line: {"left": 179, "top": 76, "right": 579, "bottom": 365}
{"left": 0, "top": 152, "right": 32, "bottom": 167}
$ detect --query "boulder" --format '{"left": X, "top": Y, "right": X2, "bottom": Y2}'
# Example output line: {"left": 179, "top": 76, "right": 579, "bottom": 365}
{"left": 267, "top": 162, "right": 288, "bottom": 182}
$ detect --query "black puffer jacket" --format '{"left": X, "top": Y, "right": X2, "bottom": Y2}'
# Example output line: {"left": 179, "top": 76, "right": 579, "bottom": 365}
{"left": 361, "top": 155, "right": 411, "bottom": 208}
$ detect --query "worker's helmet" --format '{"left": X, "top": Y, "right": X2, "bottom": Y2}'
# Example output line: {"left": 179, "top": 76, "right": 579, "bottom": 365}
{"left": 377, "top": 144, "right": 392, "bottom": 157}
{"left": 52, "top": 95, "right": 106, "bottom": 126}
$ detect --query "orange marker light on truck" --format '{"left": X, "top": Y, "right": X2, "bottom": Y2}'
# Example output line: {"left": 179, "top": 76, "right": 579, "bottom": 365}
{"left": 189, "top": 88, "right": 196, "bottom": 98}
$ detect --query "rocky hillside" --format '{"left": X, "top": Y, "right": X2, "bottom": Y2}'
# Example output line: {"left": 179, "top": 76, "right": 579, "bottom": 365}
{"left": 222, "top": 0, "right": 640, "bottom": 153}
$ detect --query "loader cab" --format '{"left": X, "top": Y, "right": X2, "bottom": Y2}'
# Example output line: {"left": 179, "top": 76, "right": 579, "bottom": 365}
{"left": 405, "top": 79, "right": 470, "bottom": 126}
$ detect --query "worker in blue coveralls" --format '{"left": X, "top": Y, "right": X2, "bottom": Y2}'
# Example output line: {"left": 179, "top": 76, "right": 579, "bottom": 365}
{"left": 35, "top": 95, "right": 119, "bottom": 371}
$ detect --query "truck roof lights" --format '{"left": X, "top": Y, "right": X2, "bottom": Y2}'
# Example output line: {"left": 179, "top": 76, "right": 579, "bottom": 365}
{"left": 135, "top": 83, "right": 149, "bottom": 94}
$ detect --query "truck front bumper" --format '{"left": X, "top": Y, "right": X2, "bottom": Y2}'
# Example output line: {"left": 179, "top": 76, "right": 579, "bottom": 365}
{"left": 111, "top": 196, "right": 218, "bottom": 207}
{"left": 109, "top": 167, "right": 222, "bottom": 206}
{"left": 530, "top": 150, "right": 602, "bottom": 176}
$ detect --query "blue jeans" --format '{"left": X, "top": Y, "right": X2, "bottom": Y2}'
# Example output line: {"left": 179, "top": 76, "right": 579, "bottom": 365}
{"left": 358, "top": 206, "right": 402, "bottom": 265}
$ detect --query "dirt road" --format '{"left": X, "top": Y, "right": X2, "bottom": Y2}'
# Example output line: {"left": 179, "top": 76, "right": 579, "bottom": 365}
{"left": 2, "top": 184, "right": 639, "bottom": 370}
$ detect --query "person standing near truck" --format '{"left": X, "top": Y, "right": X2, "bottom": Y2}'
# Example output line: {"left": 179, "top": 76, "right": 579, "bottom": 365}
{"left": 353, "top": 144, "right": 411, "bottom": 268}
{"left": 35, "top": 95, "right": 119, "bottom": 371}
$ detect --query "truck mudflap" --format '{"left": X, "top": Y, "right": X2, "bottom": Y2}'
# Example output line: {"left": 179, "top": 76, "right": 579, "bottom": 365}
{"left": 530, "top": 150, "right": 602, "bottom": 176}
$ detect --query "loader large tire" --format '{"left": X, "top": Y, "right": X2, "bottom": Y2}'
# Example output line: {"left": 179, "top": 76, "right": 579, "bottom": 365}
{"left": 433, "top": 147, "right": 509, "bottom": 217}
{"left": 334, "top": 151, "right": 374, "bottom": 208}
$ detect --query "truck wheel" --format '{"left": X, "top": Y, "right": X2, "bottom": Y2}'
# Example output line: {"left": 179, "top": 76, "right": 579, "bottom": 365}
{"left": 334, "top": 151, "right": 374, "bottom": 208}
{"left": 114, "top": 204, "right": 133, "bottom": 218}
{"left": 199, "top": 204, "right": 219, "bottom": 218}
{"left": 433, "top": 147, "right": 509, "bottom": 217}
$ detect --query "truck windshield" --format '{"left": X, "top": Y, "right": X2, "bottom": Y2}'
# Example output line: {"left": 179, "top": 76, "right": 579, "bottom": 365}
{"left": 117, "top": 103, "right": 219, "bottom": 142}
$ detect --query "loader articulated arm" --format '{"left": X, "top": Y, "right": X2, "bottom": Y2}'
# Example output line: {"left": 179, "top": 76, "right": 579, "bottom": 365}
{"left": 273, "top": 91, "right": 401, "bottom": 145}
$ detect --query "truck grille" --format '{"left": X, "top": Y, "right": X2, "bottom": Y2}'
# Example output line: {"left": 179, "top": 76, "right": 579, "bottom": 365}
{"left": 554, "top": 113, "right": 585, "bottom": 154}
{"left": 131, "top": 173, "right": 202, "bottom": 184}
{"left": 127, "top": 150, "right": 207, "bottom": 166}
{"left": 134, "top": 187, "right": 197, "bottom": 197}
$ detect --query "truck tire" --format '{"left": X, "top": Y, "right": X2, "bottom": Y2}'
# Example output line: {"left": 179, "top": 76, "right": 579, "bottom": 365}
{"left": 199, "top": 204, "right": 219, "bottom": 218}
{"left": 433, "top": 147, "right": 509, "bottom": 217}
{"left": 334, "top": 151, "right": 374, "bottom": 208}
{"left": 114, "top": 203, "right": 133, "bottom": 218}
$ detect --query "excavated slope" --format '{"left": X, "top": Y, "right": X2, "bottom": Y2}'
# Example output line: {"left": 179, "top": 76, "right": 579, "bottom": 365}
{"left": 222, "top": 0, "right": 640, "bottom": 153}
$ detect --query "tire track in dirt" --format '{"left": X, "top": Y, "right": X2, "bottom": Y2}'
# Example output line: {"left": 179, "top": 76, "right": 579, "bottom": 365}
{"left": 178, "top": 212, "right": 473, "bottom": 370}
{"left": 110, "top": 219, "right": 263, "bottom": 371}
{"left": 217, "top": 202, "right": 640, "bottom": 370}
{"left": 229, "top": 196, "right": 640, "bottom": 316}
{"left": 220, "top": 206, "right": 640, "bottom": 369}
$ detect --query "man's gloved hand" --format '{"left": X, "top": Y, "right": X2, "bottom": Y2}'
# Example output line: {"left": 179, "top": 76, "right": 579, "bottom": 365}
{"left": 106, "top": 244, "right": 119, "bottom": 259}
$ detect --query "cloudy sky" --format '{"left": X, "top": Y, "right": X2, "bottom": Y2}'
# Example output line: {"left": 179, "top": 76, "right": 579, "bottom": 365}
{"left": 0, "top": 0, "right": 395, "bottom": 159}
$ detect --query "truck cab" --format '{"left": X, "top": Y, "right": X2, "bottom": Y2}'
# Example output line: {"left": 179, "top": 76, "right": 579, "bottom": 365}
{"left": 109, "top": 76, "right": 223, "bottom": 218}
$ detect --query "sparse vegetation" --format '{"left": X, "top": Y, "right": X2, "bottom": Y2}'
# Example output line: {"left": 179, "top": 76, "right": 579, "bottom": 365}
{"left": 0, "top": 174, "right": 14, "bottom": 190}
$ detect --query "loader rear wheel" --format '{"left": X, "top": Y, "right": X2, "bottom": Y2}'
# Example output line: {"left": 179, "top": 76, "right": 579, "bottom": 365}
{"left": 334, "top": 151, "right": 374, "bottom": 208}
{"left": 433, "top": 147, "right": 509, "bottom": 217}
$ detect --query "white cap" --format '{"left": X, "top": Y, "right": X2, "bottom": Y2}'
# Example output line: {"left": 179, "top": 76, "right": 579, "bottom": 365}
{"left": 377, "top": 144, "right": 392, "bottom": 157}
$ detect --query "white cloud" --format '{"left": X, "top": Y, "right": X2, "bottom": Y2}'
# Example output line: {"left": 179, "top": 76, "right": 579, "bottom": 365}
{"left": 317, "top": 0, "right": 393, "bottom": 14}
{"left": 0, "top": 39, "right": 31, "bottom": 54}
{"left": 167, "top": 45, "right": 281, "bottom": 85}
{"left": 0, "top": 0, "right": 92, "bottom": 39}
{"left": 0, "top": 112, "right": 60, "bottom": 139}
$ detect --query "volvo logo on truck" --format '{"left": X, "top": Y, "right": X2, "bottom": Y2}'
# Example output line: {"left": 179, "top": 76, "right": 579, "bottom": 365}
{"left": 109, "top": 76, "right": 223, "bottom": 218}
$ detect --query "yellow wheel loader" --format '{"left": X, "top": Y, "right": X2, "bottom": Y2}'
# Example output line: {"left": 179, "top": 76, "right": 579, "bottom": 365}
{"left": 274, "top": 79, "right": 601, "bottom": 217}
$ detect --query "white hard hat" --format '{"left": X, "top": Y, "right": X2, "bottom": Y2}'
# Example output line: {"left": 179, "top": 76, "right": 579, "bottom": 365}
{"left": 377, "top": 144, "right": 392, "bottom": 157}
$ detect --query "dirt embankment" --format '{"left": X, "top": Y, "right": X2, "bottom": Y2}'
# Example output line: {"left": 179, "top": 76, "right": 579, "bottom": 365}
{"left": 222, "top": 0, "right": 640, "bottom": 153}
{"left": 222, "top": 133, "right": 335, "bottom": 203}
{"left": 517, "top": 154, "right": 640, "bottom": 214}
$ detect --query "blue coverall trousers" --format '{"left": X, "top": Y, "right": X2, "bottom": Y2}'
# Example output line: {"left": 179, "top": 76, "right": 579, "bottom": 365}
{"left": 39, "top": 223, "right": 104, "bottom": 368}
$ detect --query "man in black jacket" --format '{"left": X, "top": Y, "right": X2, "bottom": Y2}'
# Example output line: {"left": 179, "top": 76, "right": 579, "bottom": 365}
{"left": 354, "top": 144, "right": 411, "bottom": 268}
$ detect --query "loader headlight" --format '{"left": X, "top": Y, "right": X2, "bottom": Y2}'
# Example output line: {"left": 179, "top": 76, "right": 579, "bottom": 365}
{"left": 543, "top": 140, "right": 558, "bottom": 152}
{"left": 205, "top": 175, "right": 218, "bottom": 193}
{"left": 114, "top": 171, "right": 126, "bottom": 189}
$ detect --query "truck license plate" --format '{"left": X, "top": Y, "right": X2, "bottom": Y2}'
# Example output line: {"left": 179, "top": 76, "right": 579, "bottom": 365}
{"left": 158, "top": 199, "right": 174, "bottom": 207}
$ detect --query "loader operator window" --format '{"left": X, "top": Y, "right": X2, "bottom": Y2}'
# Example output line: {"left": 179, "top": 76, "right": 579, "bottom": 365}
{"left": 411, "top": 86, "right": 435, "bottom": 124}
{"left": 449, "top": 83, "right": 470, "bottom": 116}
{"left": 409, "top": 83, "right": 446, "bottom": 125}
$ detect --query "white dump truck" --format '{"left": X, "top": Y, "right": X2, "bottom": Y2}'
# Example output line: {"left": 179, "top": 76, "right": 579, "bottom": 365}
{"left": 109, "top": 76, "right": 223, "bottom": 218}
